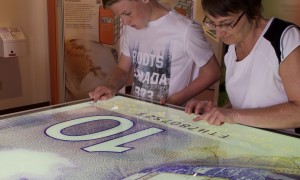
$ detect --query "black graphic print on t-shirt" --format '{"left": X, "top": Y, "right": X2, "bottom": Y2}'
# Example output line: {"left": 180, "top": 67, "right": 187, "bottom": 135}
{"left": 131, "top": 43, "right": 171, "bottom": 101}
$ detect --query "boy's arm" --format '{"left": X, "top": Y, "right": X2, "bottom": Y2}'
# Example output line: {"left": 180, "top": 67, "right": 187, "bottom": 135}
{"left": 166, "top": 55, "right": 221, "bottom": 106}
{"left": 89, "top": 54, "right": 132, "bottom": 101}
{"left": 108, "top": 54, "right": 133, "bottom": 91}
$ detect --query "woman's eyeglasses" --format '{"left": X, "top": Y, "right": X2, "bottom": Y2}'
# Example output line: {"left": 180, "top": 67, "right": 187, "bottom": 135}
{"left": 203, "top": 13, "right": 245, "bottom": 31}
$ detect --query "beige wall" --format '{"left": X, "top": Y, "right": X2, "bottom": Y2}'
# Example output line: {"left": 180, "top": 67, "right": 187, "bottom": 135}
{"left": 263, "top": 0, "right": 300, "bottom": 26}
{"left": 0, "top": 0, "right": 50, "bottom": 110}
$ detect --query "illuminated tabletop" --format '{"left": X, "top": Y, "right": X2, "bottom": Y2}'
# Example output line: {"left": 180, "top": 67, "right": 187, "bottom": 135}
{"left": 0, "top": 95, "right": 299, "bottom": 179}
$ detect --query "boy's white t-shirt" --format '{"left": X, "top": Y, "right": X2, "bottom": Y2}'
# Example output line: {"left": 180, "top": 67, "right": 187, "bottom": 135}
{"left": 121, "top": 10, "right": 213, "bottom": 101}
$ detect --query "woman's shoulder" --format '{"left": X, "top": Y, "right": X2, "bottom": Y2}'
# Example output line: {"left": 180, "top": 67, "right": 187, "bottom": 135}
{"left": 264, "top": 17, "right": 300, "bottom": 63}
{"left": 266, "top": 17, "right": 299, "bottom": 33}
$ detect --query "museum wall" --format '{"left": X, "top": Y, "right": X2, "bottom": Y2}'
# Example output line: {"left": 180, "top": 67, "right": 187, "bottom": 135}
{"left": 0, "top": 0, "right": 50, "bottom": 111}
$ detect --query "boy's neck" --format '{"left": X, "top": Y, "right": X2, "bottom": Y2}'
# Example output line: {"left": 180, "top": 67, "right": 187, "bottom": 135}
{"left": 149, "top": 0, "right": 169, "bottom": 21}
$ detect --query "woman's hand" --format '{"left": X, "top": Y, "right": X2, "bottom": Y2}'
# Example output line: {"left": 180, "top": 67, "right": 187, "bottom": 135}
{"left": 184, "top": 99, "right": 214, "bottom": 115}
{"left": 193, "top": 107, "right": 237, "bottom": 126}
{"left": 185, "top": 99, "right": 237, "bottom": 126}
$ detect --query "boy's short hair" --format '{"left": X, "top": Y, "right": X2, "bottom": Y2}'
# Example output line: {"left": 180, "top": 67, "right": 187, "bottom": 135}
{"left": 102, "top": 0, "right": 120, "bottom": 8}
{"left": 102, "top": 0, "right": 138, "bottom": 9}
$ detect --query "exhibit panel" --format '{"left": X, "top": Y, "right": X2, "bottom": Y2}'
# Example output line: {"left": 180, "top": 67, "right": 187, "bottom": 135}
{"left": 0, "top": 95, "right": 299, "bottom": 179}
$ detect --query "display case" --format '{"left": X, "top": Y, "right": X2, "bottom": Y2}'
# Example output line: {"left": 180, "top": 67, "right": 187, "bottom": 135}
{"left": 0, "top": 94, "right": 299, "bottom": 179}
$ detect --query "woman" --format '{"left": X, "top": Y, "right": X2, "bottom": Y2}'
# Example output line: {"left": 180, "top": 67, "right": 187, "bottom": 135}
{"left": 185, "top": 0, "right": 300, "bottom": 131}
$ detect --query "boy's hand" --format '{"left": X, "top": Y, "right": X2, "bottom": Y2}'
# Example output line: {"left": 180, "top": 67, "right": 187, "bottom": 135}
{"left": 89, "top": 84, "right": 117, "bottom": 102}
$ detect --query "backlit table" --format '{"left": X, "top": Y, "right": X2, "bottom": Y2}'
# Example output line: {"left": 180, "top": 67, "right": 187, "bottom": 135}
{"left": 0, "top": 95, "right": 299, "bottom": 179}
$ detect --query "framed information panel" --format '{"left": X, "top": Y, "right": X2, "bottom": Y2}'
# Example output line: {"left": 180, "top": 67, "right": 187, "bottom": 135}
{"left": 0, "top": 95, "right": 299, "bottom": 179}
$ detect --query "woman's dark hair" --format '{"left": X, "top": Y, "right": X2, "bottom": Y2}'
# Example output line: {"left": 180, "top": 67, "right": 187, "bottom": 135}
{"left": 201, "top": 0, "right": 262, "bottom": 21}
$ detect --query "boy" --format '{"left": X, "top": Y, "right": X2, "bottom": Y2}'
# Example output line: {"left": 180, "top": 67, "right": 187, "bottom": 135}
{"left": 89, "top": 0, "right": 220, "bottom": 106}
